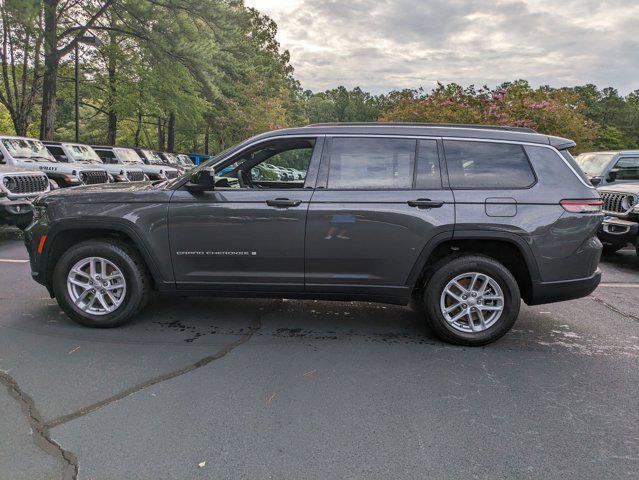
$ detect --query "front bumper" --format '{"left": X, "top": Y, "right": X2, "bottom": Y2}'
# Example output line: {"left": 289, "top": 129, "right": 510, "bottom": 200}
{"left": 528, "top": 269, "right": 602, "bottom": 305}
{"left": 598, "top": 217, "right": 638, "bottom": 247}
{"left": 0, "top": 197, "right": 34, "bottom": 228}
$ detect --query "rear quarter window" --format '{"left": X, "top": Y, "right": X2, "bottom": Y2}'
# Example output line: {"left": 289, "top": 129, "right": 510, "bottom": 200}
{"left": 444, "top": 140, "right": 535, "bottom": 189}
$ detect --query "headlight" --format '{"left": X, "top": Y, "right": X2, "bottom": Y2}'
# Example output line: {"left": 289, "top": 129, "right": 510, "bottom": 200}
{"left": 3, "top": 176, "right": 16, "bottom": 191}
{"left": 107, "top": 173, "right": 115, "bottom": 182}
{"left": 32, "top": 205, "right": 48, "bottom": 223}
{"left": 143, "top": 174, "right": 150, "bottom": 181}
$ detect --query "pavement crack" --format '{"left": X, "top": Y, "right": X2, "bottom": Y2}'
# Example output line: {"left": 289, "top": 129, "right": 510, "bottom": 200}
{"left": 45, "top": 299, "right": 275, "bottom": 430}
{"left": 0, "top": 371, "right": 78, "bottom": 480}
{"left": 590, "top": 294, "right": 639, "bottom": 322}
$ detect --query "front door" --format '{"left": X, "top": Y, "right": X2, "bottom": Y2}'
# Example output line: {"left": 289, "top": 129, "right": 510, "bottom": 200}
{"left": 305, "top": 136, "right": 455, "bottom": 299}
{"left": 168, "top": 136, "right": 323, "bottom": 291}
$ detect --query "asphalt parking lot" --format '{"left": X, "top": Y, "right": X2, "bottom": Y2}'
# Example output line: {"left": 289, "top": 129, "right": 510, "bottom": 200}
{"left": 0, "top": 233, "right": 637, "bottom": 480}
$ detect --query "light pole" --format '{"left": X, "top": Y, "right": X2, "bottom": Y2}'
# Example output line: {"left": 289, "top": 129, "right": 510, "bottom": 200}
{"left": 74, "top": 34, "right": 102, "bottom": 142}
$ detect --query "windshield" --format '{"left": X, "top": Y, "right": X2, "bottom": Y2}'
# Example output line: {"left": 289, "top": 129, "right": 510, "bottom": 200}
{"left": 575, "top": 153, "right": 614, "bottom": 176}
{"left": 163, "top": 153, "right": 181, "bottom": 166}
{"left": 2, "top": 138, "right": 57, "bottom": 162}
{"left": 140, "top": 149, "right": 164, "bottom": 164}
{"left": 66, "top": 144, "right": 103, "bottom": 163}
{"left": 177, "top": 154, "right": 194, "bottom": 166}
{"left": 115, "top": 147, "right": 144, "bottom": 164}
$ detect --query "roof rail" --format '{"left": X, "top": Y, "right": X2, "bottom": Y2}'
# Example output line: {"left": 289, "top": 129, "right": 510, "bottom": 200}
{"left": 305, "top": 122, "right": 537, "bottom": 134}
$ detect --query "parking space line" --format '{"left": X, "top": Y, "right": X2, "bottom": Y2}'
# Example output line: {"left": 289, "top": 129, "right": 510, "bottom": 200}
{"left": 0, "top": 259, "right": 29, "bottom": 263}
{"left": 598, "top": 283, "right": 639, "bottom": 288}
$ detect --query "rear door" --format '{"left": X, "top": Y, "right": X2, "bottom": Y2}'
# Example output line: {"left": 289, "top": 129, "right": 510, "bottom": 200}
{"left": 305, "top": 136, "right": 455, "bottom": 299}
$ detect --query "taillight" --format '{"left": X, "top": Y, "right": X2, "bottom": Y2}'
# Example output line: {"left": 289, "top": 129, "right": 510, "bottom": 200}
{"left": 560, "top": 199, "right": 602, "bottom": 214}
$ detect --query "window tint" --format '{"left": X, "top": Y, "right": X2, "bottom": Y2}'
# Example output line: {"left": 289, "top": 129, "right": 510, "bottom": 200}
{"left": 415, "top": 140, "right": 441, "bottom": 189}
{"left": 444, "top": 140, "right": 535, "bottom": 189}
{"left": 615, "top": 157, "right": 639, "bottom": 180}
{"left": 328, "top": 137, "right": 415, "bottom": 189}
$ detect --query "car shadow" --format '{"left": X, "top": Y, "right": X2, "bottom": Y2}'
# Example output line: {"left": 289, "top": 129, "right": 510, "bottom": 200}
{"left": 601, "top": 247, "right": 639, "bottom": 274}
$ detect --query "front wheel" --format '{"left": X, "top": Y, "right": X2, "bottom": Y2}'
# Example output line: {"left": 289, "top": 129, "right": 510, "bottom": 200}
{"left": 422, "top": 255, "right": 521, "bottom": 346}
{"left": 52, "top": 240, "right": 150, "bottom": 328}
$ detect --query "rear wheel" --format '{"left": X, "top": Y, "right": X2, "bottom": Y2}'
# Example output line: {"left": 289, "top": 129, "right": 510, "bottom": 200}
{"left": 53, "top": 240, "right": 150, "bottom": 328}
{"left": 422, "top": 255, "right": 520, "bottom": 346}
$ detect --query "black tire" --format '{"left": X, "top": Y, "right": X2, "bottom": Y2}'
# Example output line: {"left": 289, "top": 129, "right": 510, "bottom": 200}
{"left": 52, "top": 239, "right": 150, "bottom": 328}
{"left": 602, "top": 243, "right": 625, "bottom": 254}
{"left": 422, "top": 255, "right": 521, "bottom": 346}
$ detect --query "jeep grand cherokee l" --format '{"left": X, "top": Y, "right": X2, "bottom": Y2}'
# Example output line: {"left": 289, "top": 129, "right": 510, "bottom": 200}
{"left": 24, "top": 123, "right": 603, "bottom": 346}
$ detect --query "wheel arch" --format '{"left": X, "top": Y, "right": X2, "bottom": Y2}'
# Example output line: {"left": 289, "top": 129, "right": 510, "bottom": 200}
{"left": 43, "top": 218, "right": 170, "bottom": 293}
{"left": 407, "top": 230, "right": 540, "bottom": 304}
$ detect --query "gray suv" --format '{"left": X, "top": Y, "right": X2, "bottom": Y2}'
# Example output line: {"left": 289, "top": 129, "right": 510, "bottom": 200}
{"left": 24, "top": 123, "right": 603, "bottom": 346}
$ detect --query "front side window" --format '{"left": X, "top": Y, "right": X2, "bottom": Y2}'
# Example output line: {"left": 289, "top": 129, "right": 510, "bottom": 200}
{"left": 328, "top": 137, "right": 415, "bottom": 190}
{"left": 444, "top": 140, "right": 535, "bottom": 189}
{"left": 215, "top": 138, "right": 314, "bottom": 188}
{"left": 614, "top": 157, "right": 639, "bottom": 180}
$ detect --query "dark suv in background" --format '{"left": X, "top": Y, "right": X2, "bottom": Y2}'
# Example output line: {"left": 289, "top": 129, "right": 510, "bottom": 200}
{"left": 24, "top": 123, "right": 603, "bottom": 346}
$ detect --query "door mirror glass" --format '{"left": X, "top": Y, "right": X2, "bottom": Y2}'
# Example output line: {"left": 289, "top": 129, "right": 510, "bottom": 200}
{"left": 186, "top": 169, "right": 215, "bottom": 191}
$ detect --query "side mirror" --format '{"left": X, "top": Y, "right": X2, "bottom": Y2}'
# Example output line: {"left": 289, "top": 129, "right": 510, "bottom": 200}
{"left": 186, "top": 169, "right": 215, "bottom": 192}
{"left": 589, "top": 176, "right": 602, "bottom": 186}
{"left": 607, "top": 169, "right": 618, "bottom": 182}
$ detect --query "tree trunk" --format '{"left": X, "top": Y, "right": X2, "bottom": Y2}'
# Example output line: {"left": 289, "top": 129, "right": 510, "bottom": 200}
{"left": 134, "top": 109, "right": 142, "bottom": 147}
{"left": 40, "top": 1, "right": 59, "bottom": 140}
{"left": 106, "top": 33, "right": 117, "bottom": 145}
{"left": 157, "top": 116, "right": 165, "bottom": 151}
{"left": 167, "top": 111, "right": 175, "bottom": 152}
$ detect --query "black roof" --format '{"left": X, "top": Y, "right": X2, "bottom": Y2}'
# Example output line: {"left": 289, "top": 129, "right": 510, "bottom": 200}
{"left": 306, "top": 122, "right": 537, "bottom": 133}
{"left": 247, "top": 122, "right": 575, "bottom": 150}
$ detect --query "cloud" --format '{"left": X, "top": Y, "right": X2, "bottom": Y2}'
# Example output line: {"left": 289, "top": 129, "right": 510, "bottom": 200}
{"left": 246, "top": 0, "right": 639, "bottom": 94}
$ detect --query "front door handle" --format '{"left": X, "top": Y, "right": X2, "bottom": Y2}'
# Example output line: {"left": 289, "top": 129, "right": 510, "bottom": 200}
{"left": 266, "top": 198, "right": 302, "bottom": 208}
{"left": 407, "top": 198, "right": 444, "bottom": 209}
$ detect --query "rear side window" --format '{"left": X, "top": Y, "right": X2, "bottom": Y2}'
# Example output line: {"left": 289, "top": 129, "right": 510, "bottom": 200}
{"left": 444, "top": 140, "right": 535, "bottom": 189}
{"left": 328, "top": 137, "right": 416, "bottom": 189}
{"left": 414, "top": 140, "right": 442, "bottom": 189}
{"left": 615, "top": 157, "right": 639, "bottom": 180}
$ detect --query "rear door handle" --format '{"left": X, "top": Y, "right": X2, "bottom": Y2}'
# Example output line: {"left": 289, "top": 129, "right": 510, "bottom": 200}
{"left": 407, "top": 198, "right": 444, "bottom": 208}
{"left": 266, "top": 198, "right": 302, "bottom": 208}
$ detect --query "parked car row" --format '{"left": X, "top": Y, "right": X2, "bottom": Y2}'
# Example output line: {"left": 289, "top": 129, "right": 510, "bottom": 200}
{"left": 0, "top": 134, "right": 202, "bottom": 228}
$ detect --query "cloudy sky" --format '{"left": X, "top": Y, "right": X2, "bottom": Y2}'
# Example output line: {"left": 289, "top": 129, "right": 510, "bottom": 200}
{"left": 245, "top": 0, "right": 639, "bottom": 94}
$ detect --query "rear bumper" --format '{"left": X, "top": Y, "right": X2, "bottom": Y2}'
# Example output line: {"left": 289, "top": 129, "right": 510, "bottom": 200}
{"left": 527, "top": 269, "right": 601, "bottom": 305}
{"left": 598, "top": 217, "right": 638, "bottom": 246}
{"left": 0, "top": 197, "right": 33, "bottom": 228}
